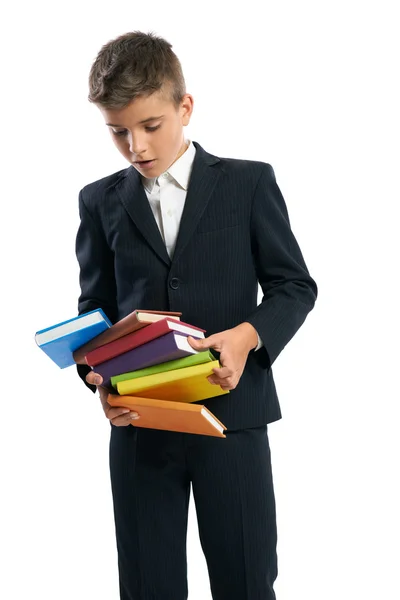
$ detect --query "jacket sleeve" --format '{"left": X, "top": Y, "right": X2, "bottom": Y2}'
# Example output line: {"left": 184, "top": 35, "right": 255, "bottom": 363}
{"left": 245, "top": 164, "right": 318, "bottom": 370}
{"left": 75, "top": 188, "right": 118, "bottom": 392}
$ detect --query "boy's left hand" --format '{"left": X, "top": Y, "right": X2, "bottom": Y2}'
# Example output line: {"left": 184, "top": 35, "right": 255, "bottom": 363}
{"left": 187, "top": 322, "right": 258, "bottom": 391}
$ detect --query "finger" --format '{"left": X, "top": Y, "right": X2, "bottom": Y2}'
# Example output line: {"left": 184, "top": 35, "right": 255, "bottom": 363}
{"left": 220, "top": 383, "right": 234, "bottom": 390}
{"left": 86, "top": 371, "right": 103, "bottom": 386}
{"left": 212, "top": 366, "right": 233, "bottom": 378}
{"left": 208, "top": 374, "right": 229, "bottom": 383}
{"left": 218, "top": 378, "right": 236, "bottom": 390}
{"left": 187, "top": 336, "right": 204, "bottom": 348}
{"left": 187, "top": 335, "right": 218, "bottom": 350}
{"left": 107, "top": 407, "right": 140, "bottom": 426}
{"left": 208, "top": 375, "right": 236, "bottom": 390}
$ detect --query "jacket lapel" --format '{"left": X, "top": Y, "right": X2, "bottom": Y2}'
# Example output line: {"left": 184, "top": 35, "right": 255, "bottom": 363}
{"left": 171, "top": 141, "right": 222, "bottom": 264}
{"left": 116, "top": 141, "right": 222, "bottom": 267}
{"left": 117, "top": 167, "right": 171, "bottom": 267}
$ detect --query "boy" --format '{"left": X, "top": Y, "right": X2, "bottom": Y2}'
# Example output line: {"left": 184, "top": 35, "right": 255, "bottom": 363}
{"left": 76, "top": 31, "right": 317, "bottom": 600}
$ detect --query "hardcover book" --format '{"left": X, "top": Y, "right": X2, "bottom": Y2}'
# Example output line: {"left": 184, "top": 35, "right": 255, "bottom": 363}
{"left": 107, "top": 394, "right": 227, "bottom": 438}
{"left": 35, "top": 308, "right": 112, "bottom": 369}
{"left": 110, "top": 350, "right": 215, "bottom": 388}
{"left": 86, "top": 318, "right": 205, "bottom": 367}
{"left": 116, "top": 360, "right": 229, "bottom": 403}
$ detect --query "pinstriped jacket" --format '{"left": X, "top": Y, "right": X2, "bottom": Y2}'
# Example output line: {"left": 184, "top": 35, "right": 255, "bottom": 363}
{"left": 75, "top": 141, "right": 317, "bottom": 430}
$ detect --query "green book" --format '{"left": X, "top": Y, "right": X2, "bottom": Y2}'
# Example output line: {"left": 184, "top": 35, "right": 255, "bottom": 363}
{"left": 110, "top": 350, "right": 215, "bottom": 388}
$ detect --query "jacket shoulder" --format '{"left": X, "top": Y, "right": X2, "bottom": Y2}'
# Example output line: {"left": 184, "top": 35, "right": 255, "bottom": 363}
{"left": 194, "top": 140, "right": 274, "bottom": 178}
{"left": 79, "top": 167, "right": 130, "bottom": 205}
{"left": 217, "top": 154, "right": 275, "bottom": 188}
{"left": 220, "top": 155, "right": 273, "bottom": 171}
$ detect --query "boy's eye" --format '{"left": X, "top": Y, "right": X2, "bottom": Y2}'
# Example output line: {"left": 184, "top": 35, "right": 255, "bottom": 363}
{"left": 112, "top": 125, "right": 160, "bottom": 136}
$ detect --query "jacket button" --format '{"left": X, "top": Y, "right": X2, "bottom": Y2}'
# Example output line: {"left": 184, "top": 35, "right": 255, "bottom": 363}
{"left": 169, "top": 277, "right": 180, "bottom": 290}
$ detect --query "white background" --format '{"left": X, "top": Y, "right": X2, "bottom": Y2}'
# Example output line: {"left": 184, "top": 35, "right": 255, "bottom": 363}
{"left": 1, "top": 1, "right": 399, "bottom": 598}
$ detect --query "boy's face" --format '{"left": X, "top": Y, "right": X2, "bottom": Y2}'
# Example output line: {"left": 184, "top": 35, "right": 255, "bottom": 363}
{"left": 99, "top": 89, "right": 194, "bottom": 178}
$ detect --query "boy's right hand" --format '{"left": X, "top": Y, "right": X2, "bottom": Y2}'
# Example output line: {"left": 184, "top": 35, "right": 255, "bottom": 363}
{"left": 86, "top": 371, "right": 140, "bottom": 426}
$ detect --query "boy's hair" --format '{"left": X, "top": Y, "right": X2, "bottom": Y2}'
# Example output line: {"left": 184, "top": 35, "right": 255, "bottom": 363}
{"left": 88, "top": 31, "right": 186, "bottom": 110}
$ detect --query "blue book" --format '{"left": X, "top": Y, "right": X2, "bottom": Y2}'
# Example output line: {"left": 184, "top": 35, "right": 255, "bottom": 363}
{"left": 35, "top": 308, "right": 112, "bottom": 369}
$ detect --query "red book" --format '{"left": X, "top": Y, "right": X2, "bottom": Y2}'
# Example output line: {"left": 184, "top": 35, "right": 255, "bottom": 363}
{"left": 73, "top": 309, "right": 181, "bottom": 364}
{"left": 85, "top": 318, "right": 206, "bottom": 367}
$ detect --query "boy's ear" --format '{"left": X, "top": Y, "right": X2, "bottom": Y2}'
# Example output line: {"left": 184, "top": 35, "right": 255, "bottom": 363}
{"left": 181, "top": 93, "right": 194, "bottom": 125}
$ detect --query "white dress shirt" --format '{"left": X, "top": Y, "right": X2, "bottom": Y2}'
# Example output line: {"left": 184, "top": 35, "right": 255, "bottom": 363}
{"left": 140, "top": 139, "right": 263, "bottom": 352}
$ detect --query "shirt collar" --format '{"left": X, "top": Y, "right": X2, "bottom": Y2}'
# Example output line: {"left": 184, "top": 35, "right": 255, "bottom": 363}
{"left": 141, "top": 139, "right": 196, "bottom": 194}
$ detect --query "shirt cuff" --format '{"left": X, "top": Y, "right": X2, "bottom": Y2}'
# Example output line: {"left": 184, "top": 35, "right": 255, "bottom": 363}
{"left": 254, "top": 331, "right": 264, "bottom": 352}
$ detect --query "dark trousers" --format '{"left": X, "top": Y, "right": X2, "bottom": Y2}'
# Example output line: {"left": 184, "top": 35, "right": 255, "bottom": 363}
{"left": 109, "top": 423, "right": 278, "bottom": 600}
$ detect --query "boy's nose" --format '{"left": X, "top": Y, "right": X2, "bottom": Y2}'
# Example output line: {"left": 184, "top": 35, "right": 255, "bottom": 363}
{"left": 129, "top": 135, "right": 147, "bottom": 156}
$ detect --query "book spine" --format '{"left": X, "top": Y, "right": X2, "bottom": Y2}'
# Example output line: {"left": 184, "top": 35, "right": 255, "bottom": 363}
{"left": 110, "top": 350, "right": 213, "bottom": 387}
{"left": 94, "top": 333, "right": 193, "bottom": 384}
{"left": 86, "top": 320, "right": 203, "bottom": 366}
{"left": 87, "top": 320, "right": 173, "bottom": 366}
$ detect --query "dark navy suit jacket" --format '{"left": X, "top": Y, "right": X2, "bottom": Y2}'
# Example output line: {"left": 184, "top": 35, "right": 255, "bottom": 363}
{"left": 75, "top": 141, "right": 317, "bottom": 430}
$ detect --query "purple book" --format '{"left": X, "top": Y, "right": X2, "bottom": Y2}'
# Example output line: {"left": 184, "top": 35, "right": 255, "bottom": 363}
{"left": 94, "top": 331, "right": 202, "bottom": 386}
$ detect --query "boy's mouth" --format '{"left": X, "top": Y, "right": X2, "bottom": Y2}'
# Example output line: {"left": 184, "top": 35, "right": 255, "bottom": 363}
{"left": 135, "top": 159, "right": 156, "bottom": 170}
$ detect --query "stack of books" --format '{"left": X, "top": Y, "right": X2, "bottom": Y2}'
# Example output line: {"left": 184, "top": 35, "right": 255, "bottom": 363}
{"left": 35, "top": 309, "right": 228, "bottom": 437}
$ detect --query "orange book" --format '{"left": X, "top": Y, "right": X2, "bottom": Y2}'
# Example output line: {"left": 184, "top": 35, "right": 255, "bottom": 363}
{"left": 107, "top": 394, "right": 227, "bottom": 438}
{"left": 73, "top": 309, "right": 181, "bottom": 364}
